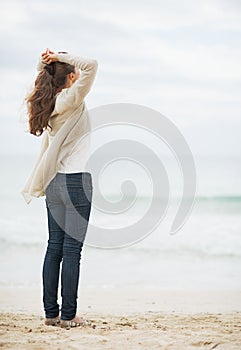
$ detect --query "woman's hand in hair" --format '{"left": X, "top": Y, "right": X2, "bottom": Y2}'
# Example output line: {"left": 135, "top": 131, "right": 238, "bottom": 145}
{"left": 41, "top": 48, "right": 59, "bottom": 64}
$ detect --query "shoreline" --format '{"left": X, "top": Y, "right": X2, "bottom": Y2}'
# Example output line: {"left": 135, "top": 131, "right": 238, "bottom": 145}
{"left": 0, "top": 286, "right": 240, "bottom": 315}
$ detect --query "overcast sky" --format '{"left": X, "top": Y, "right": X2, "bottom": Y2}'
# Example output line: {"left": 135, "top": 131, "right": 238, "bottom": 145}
{"left": 0, "top": 0, "right": 240, "bottom": 156}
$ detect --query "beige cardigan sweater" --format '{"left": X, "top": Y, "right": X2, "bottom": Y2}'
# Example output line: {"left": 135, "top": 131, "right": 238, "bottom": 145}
{"left": 21, "top": 53, "right": 98, "bottom": 204}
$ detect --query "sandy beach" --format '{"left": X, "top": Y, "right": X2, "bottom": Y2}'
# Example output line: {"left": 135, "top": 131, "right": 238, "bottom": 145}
{"left": 0, "top": 287, "right": 241, "bottom": 349}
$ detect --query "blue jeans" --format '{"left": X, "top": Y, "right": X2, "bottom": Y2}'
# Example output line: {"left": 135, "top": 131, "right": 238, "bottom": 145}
{"left": 42, "top": 172, "right": 93, "bottom": 320}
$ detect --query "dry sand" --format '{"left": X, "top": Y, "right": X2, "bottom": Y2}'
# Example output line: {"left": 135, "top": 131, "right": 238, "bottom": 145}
{"left": 0, "top": 287, "right": 241, "bottom": 349}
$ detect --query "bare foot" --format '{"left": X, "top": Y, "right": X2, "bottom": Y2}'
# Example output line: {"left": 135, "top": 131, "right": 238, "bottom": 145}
{"left": 44, "top": 316, "right": 60, "bottom": 326}
{"left": 60, "top": 315, "right": 91, "bottom": 329}
{"left": 71, "top": 315, "right": 88, "bottom": 323}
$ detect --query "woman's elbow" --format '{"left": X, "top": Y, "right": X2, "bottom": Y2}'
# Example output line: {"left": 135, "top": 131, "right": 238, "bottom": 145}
{"left": 84, "top": 59, "right": 98, "bottom": 72}
{"left": 92, "top": 59, "right": 98, "bottom": 71}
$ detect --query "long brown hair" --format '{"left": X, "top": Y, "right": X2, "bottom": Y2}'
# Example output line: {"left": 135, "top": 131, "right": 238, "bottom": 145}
{"left": 26, "top": 59, "right": 75, "bottom": 136}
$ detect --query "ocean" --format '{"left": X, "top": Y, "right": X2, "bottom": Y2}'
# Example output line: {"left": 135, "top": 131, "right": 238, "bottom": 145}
{"left": 0, "top": 154, "right": 240, "bottom": 291}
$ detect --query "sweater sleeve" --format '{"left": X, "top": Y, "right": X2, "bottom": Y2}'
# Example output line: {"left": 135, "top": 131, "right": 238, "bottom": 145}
{"left": 53, "top": 53, "right": 98, "bottom": 114}
{"left": 36, "top": 57, "right": 46, "bottom": 71}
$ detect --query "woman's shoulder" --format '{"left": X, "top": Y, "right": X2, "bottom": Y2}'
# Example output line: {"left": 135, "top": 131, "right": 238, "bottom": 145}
{"left": 50, "top": 90, "right": 68, "bottom": 116}
{"left": 50, "top": 92, "right": 85, "bottom": 121}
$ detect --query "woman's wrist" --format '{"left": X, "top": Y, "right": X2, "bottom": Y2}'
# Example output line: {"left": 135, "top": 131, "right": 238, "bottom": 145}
{"left": 57, "top": 53, "right": 70, "bottom": 63}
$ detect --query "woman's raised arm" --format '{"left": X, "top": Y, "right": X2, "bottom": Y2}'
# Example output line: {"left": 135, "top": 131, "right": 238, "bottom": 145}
{"left": 53, "top": 53, "right": 98, "bottom": 114}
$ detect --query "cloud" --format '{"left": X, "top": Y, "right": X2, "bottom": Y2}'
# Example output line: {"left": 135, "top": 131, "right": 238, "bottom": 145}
{"left": 0, "top": 0, "right": 240, "bottom": 156}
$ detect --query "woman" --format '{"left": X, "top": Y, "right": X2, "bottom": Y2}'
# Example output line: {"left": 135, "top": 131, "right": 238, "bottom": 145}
{"left": 22, "top": 48, "right": 98, "bottom": 328}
